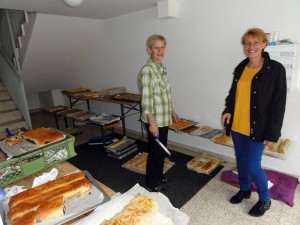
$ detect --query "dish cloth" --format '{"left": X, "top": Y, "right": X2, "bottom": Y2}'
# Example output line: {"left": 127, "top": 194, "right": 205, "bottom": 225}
{"left": 221, "top": 169, "right": 299, "bottom": 207}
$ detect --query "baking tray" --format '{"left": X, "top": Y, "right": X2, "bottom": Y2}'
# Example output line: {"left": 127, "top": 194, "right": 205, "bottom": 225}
{"left": 0, "top": 170, "right": 110, "bottom": 225}
{"left": 200, "top": 129, "right": 222, "bottom": 139}
{"left": 106, "top": 143, "right": 138, "bottom": 156}
{"left": 105, "top": 137, "right": 135, "bottom": 152}
{"left": 0, "top": 136, "right": 66, "bottom": 158}
{"left": 111, "top": 93, "right": 141, "bottom": 103}
{"left": 209, "top": 131, "right": 234, "bottom": 147}
{"left": 169, "top": 119, "right": 198, "bottom": 132}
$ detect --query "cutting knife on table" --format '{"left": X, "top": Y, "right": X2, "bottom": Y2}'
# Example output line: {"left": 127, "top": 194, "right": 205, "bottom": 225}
{"left": 155, "top": 135, "right": 171, "bottom": 156}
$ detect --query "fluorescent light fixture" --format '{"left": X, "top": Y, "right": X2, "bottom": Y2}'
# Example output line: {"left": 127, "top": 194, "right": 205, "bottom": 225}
{"left": 62, "top": 0, "right": 83, "bottom": 7}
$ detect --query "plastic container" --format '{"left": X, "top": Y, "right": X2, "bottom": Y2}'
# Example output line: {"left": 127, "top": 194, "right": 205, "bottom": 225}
{"left": 0, "top": 132, "right": 76, "bottom": 187}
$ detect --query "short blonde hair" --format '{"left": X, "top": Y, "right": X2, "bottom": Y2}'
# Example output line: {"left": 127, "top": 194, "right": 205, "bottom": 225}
{"left": 241, "top": 28, "right": 268, "bottom": 45}
{"left": 146, "top": 34, "right": 167, "bottom": 48}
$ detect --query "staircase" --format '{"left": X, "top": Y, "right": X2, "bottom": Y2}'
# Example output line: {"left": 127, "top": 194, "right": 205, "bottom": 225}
{"left": 0, "top": 81, "right": 29, "bottom": 133}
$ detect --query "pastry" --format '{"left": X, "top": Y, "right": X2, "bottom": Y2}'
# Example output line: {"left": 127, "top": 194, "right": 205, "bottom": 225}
{"left": 62, "top": 88, "right": 91, "bottom": 95}
{"left": 210, "top": 132, "right": 233, "bottom": 146}
{"left": 4, "top": 135, "right": 23, "bottom": 147}
{"left": 9, "top": 172, "right": 86, "bottom": 208}
{"left": 8, "top": 178, "right": 90, "bottom": 222}
{"left": 101, "top": 194, "right": 158, "bottom": 225}
{"left": 187, "top": 153, "right": 221, "bottom": 174}
{"left": 36, "top": 196, "right": 65, "bottom": 222}
{"left": 264, "top": 138, "right": 282, "bottom": 152}
{"left": 277, "top": 139, "right": 291, "bottom": 154}
{"left": 169, "top": 120, "right": 194, "bottom": 131}
{"left": 21, "top": 128, "right": 65, "bottom": 146}
{"left": 10, "top": 211, "right": 36, "bottom": 225}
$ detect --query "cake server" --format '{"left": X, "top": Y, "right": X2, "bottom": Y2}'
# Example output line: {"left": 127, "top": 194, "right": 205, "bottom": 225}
{"left": 155, "top": 135, "right": 171, "bottom": 156}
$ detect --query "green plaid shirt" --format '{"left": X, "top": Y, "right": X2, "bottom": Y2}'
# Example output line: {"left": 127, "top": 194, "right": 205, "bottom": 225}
{"left": 138, "top": 58, "right": 172, "bottom": 127}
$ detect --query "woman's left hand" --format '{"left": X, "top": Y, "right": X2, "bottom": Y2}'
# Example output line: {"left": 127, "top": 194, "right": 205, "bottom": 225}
{"left": 264, "top": 140, "right": 274, "bottom": 148}
{"left": 172, "top": 110, "right": 180, "bottom": 123}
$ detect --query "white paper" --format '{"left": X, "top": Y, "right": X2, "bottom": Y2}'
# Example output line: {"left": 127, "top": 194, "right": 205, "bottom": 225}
{"left": 4, "top": 186, "right": 27, "bottom": 199}
{"left": 32, "top": 168, "right": 58, "bottom": 188}
{"left": 72, "top": 184, "right": 190, "bottom": 225}
{"left": 268, "top": 180, "right": 274, "bottom": 189}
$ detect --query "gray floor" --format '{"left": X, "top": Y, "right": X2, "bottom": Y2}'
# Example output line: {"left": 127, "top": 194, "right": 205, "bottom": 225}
{"left": 30, "top": 111, "right": 300, "bottom": 225}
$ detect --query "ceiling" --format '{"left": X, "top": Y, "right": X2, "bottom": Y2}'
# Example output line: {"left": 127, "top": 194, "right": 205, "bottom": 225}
{"left": 0, "top": 0, "right": 159, "bottom": 20}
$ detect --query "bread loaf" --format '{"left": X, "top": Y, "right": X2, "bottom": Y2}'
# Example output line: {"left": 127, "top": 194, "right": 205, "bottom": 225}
{"left": 36, "top": 196, "right": 65, "bottom": 222}
{"left": 264, "top": 138, "right": 282, "bottom": 152}
{"left": 277, "top": 139, "right": 291, "bottom": 154}
{"left": 9, "top": 172, "right": 86, "bottom": 208}
{"left": 8, "top": 178, "right": 90, "bottom": 221}
{"left": 10, "top": 211, "right": 36, "bottom": 225}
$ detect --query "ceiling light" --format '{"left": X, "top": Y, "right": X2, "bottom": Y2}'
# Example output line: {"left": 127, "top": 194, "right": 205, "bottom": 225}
{"left": 62, "top": 0, "right": 83, "bottom": 8}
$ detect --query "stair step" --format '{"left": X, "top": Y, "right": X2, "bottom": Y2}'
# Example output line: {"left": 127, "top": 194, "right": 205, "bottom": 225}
{"left": 0, "top": 120, "right": 29, "bottom": 133}
{"left": 0, "top": 101, "right": 17, "bottom": 113}
{"left": 0, "top": 91, "right": 11, "bottom": 101}
{"left": 0, "top": 111, "right": 22, "bottom": 124}
{"left": 0, "top": 82, "right": 5, "bottom": 91}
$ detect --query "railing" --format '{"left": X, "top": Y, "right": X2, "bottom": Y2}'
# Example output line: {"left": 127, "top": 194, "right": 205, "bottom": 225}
{"left": 0, "top": 8, "right": 32, "bottom": 129}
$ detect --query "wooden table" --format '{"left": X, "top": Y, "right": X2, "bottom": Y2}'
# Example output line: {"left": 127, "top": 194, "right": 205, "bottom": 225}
{"left": 3, "top": 161, "right": 115, "bottom": 224}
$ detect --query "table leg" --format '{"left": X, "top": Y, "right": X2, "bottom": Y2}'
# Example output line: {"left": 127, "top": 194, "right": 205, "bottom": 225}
{"left": 120, "top": 104, "right": 126, "bottom": 136}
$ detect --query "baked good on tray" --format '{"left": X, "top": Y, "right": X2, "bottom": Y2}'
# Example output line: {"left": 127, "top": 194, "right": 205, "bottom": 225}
{"left": 82, "top": 91, "right": 102, "bottom": 98}
{"left": 21, "top": 128, "right": 64, "bottom": 146}
{"left": 101, "top": 194, "right": 158, "bottom": 225}
{"left": 36, "top": 196, "right": 65, "bottom": 222}
{"left": 169, "top": 119, "right": 194, "bottom": 131}
{"left": 4, "top": 135, "right": 24, "bottom": 147}
{"left": 187, "top": 153, "right": 221, "bottom": 174}
{"left": 45, "top": 105, "right": 68, "bottom": 113}
{"left": 210, "top": 132, "right": 233, "bottom": 146}
{"left": 62, "top": 87, "right": 91, "bottom": 95}
{"left": 264, "top": 138, "right": 282, "bottom": 152}
{"left": 277, "top": 139, "right": 291, "bottom": 154}
{"left": 8, "top": 172, "right": 90, "bottom": 224}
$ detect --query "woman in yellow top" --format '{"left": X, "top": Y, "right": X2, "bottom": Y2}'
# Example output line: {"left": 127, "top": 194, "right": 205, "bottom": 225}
{"left": 222, "top": 28, "right": 286, "bottom": 217}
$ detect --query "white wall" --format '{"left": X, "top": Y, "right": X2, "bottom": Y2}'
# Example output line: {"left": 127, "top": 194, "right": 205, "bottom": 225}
{"left": 22, "top": 14, "right": 103, "bottom": 94}
{"left": 23, "top": 0, "right": 300, "bottom": 176}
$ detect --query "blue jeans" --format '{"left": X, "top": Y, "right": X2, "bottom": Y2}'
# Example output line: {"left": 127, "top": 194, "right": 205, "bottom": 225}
{"left": 231, "top": 131, "right": 270, "bottom": 202}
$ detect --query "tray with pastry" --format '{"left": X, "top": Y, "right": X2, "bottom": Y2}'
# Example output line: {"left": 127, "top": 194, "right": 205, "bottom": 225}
{"left": 112, "top": 93, "right": 142, "bottom": 103}
{"left": 169, "top": 119, "right": 198, "bottom": 132}
{"left": 105, "top": 136, "right": 135, "bottom": 152}
{"left": 0, "top": 128, "right": 67, "bottom": 158}
{"left": 0, "top": 170, "right": 110, "bottom": 225}
{"left": 210, "top": 131, "right": 234, "bottom": 147}
{"left": 263, "top": 138, "right": 291, "bottom": 159}
{"left": 61, "top": 87, "right": 91, "bottom": 96}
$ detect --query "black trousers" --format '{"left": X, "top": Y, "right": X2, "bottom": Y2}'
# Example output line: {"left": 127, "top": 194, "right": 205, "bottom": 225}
{"left": 144, "top": 123, "right": 169, "bottom": 188}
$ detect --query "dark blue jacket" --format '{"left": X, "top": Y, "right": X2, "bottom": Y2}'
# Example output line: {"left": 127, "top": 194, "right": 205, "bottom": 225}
{"left": 223, "top": 52, "right": 287, "bottom": 142}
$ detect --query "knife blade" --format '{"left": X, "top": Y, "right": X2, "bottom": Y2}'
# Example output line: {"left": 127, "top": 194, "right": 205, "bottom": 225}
{"left": 155, "top": 136, "right": 171, "bottom": 156}
{"left": 222, "top": 120, "right": 228, "bottom": 142}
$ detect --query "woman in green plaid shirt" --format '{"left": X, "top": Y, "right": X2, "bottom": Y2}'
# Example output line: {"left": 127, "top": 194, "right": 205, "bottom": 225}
{"left": 138, "top": 34, "right": 180, "bottom": 192}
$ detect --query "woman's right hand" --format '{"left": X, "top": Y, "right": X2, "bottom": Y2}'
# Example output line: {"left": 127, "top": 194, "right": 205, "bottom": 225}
{"left": 148, "top": 114, "right": 159, "bottom": 137}
{"left": 221, "top": 113, "right": 231, "bottom": 127}
{"left": 149, "top": 124, "right": 158, "bottom": 137}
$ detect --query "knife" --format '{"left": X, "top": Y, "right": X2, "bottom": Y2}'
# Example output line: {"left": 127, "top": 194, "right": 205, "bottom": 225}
{"left": 155, "top": 135, "right": 171, "bottom": 156}
{"left": 222, "top": 120, "right": 228, "bottom": 141}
